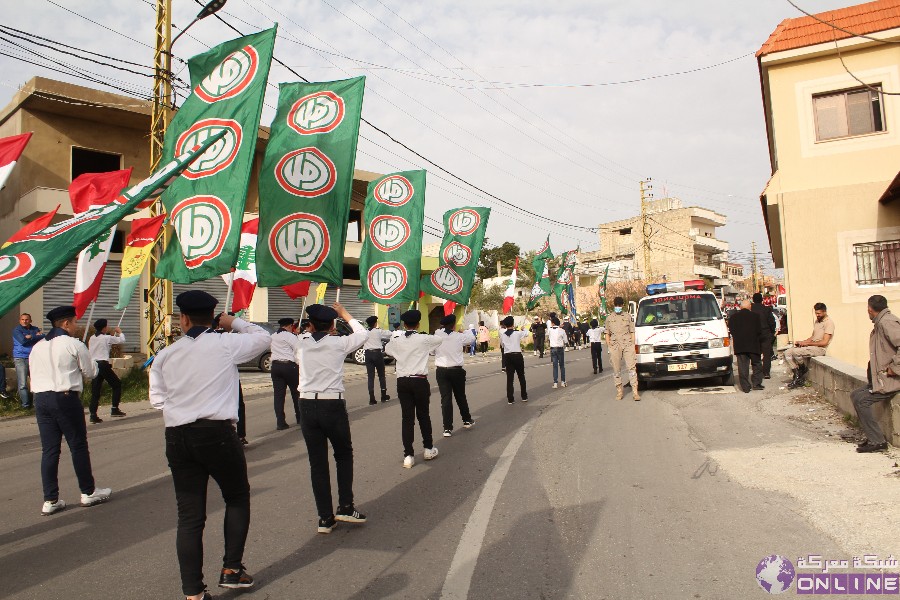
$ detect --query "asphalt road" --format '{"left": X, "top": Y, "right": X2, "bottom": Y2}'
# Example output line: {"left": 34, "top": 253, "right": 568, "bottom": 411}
{"left": 0, "top": 350, "right": 844, "bottom": 599}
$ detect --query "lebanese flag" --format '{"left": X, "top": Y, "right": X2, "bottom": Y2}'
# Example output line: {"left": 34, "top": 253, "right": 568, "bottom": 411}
{"left": 0, "top": 133, "right": 32, "bottom": 190}
{"left": 777, "top": 284, "right": 786, "bottom": 295}
{"left": 502, "top": 257, "right": 519, "bottom": 315}
{"left": 2, "top": 204, "right": 60, "bottom": 248}
{"left": 69, "top": 169, "right": 133, "bottom": 214}
{"left": 282, "top": 280, "right": 311, "bottom": 300}
{"left": 221, "top": 218, "right": 259, "bottom": 313}
{"left": 443, "top": 299, "right": 457, "bottom": 316}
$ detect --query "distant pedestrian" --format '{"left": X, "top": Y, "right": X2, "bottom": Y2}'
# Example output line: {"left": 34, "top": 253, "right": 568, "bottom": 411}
{"left": 562, "top": 321, "right": 574, "bottom": 349}
{"left": 270, "top": 317, "right": 301, "bottom": 430}
{"left": 751, "top": 293, "right": 777, "bottom": 379}
{"left": 530, "top": 316, "right": 547, "bottom": 357}
{"left": 499, "top": 316, "right": 529, "bottom": 404}
{"left": 728, "top": 300, "right": 765, "bottom": 393}
{"left": 363, "top": 316, "right": 392, "bottom": 405}
{"left": 548, "top": 317, "right": 568, "bottom": 388}
{"left": 587, "top": 319, "right": 605, "bottom": 374}
{"left": 606, "top": 297, "right": 640, "bottom": 401}
{"left": 784, "top": 302, "right": 834, "bottom": 389}
{"left": 87, "top": 318, "right": 126, "bottom": 423}
{"left": 13, "top": 313, "right": 43, "bottom": 409}
{"left": 853, "top": 295, "right": 900, "bottom": 453}
{"left": 434, "top": 314, "right": 476, "bottom": 437}
{"left": 468, "top": 324, "right": 477, "bottom": 356}
{"left": 578, "top": 320, "right": 590, "bottom": 351}
{"left": 477, "top": 321, "right": 489, "bottom": 354}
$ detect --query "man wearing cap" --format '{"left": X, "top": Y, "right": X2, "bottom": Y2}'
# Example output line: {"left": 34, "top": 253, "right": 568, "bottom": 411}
{"left": 295, "top": 302, "right": 369, "bottom": 534}
{"left": 434, "top": 313, "right": 476, "bottom": 437}
{"left": 87, "top": 318, "right": 126, "bottom": 423}
{"left": 530, "top": 316, "right": 547, "bottom": 358}
{"left": 29, "top": 305, "right": 110, "bottom": 517}
{"left": 270, "top": 317, "right": 301, "bottom": 431}
{"left": 499, "top": 316, "right": 529, "bottom": 404}
{"left": 548, "top": 316, "right": 568, "bottom": 388}
{"left": 587, "top": 319, "right": 605, "bottom": 375}
{"left": 606, "top": 296, "right": 640, "bottom": 401}
{"left": 385, "top": 310, "right": 443, "bottom": 468}
{"left": 149, "top": 290, "right": 270, "bottom": 599}
{"left": 363, "top": 315, "right": 392, "bottom": 405}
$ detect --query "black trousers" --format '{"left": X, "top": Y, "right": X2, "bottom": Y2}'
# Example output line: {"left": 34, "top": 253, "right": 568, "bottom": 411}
{"left": 436, "top": 366, "right": 471, "bottom": 430}
{"left": 736, "top": 353, "right": 763, "bottom": 392}
{"left": 271, "top": 361, "right": 300, "bottom": 425}
{"left": 397, "top": 377, "right": 433, "bottom": 456}
{"left": 479, "top": 341, "right": 488, "bottom": 354}
{"left": 590, "top": 342, "right": 604, "bottom": 372}
{"left": 501, "top": 345, "right": 506, "bottom": 369}
{"left": 34, "top": 391, "right": 95, "bottom": 501}
{"left": 298, "top": 399, "right": 354, "bottom": 519}
{"left": 533, "top": 334, "right": 545, "bottom": 357}
{"left": 365, "top": 349, "right": 388, "bottom": 401}
{"left": 165, "top": 421, "right": 249, "bottom": 596}
{"left": 89, "top": 360, "right": 121, "bottom": 416}
{"left": 505, "top": 352, "right": 527, "bottom": 401}
{"left": 237, "top": 387, "right": 246, "bottom": 439}
{"left": 761, "top": 334, "right": 774, "bottom": 376}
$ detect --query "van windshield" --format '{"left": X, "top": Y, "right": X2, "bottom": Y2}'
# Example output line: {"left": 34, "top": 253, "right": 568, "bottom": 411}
{"left": 636, "top": 294, "right": 722, "bottom": 327}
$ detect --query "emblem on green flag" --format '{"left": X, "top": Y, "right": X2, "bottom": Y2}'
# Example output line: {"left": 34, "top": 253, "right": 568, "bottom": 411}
{"left": 419, "top": 206, "right": 491, "bottom": 304}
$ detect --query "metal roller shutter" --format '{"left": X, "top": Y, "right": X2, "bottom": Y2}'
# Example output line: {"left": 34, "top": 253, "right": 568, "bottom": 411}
{"left": 41, "top": 260, "right": 143, "bottom": 353}
{"left": 322, "top": 285, "right": 375, "bottom": 322}
{"left": 267, "top": 289, "right": 305, "bottom": 324}
{"left": 172, "top": 278, "right": 230, "bottom": 312}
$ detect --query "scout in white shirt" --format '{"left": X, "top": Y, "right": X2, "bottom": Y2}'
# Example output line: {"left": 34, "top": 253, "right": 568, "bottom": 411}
{"left": 149, "top": 290, "right": 270, "bottom": 598}
{"left": 548, "top": 317, "right": 568, "bottom": 388}
{"left": 29, "top": 305, "right": 110, "bottom": 517}
{"left": 294, "top": 303, "right": 368, "bottom": 534}
{"left": 434, "top": 313, "right": 477, "bottom": 437}
{"left": 384, "top": 310, "right": 442, "bottom": 468}
{"left": 87, "top": 318, "right": 126, "bottom": 423}
{"left": 363, "top": 315, "right": 392, "bottom": 405}
{"left": 587, "top": 318, "right": 605, "bottom": 375}
{"left": 499, "top": 316, "right": 529, "bottom": 404}
{"left": 270, "top": 317, "right": 301, "bottom": 430}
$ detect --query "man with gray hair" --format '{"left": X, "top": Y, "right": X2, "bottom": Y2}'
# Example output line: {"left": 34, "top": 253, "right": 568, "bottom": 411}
{"left": 727, "top": 300, "right": 764, "bottom": 393}
{"left": 852, "top": 295, "right": 900, "bottom": 453}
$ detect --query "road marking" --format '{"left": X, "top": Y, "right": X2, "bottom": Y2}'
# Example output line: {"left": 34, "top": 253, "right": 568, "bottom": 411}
{"left": 440, "top": 416, "right": 537, "bottom": 600}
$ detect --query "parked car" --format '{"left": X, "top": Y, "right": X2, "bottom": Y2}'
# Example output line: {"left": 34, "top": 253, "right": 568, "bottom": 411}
{"left": 335, "top": 319, "right": 394, "bottom": 365}
{"left": 239, "top": 322, "right": 278, "bottom": 372}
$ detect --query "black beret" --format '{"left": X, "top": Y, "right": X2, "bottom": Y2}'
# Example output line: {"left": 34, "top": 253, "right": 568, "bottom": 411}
{"left": 94, "top": 319, "right": 108, "bottom": 331}
{"left": 365, "top": 315, "right": 378, "bottom": 327}
{"left": 550, "top": 317, "right": 560, "bottom": 326}
{"left": 439, "top": 314, "right": 456, "bottom": 326}
{"left": 278, "top": 317, "right": 294, "bottom": 327}
{"left": 176, "top": 290, "right": 218, "bottom": 315}
{"left": 306, "top": 304, "right": 338, "bottom": 322}
{"left": 752, "top": 292, "right": 763, "bottom": 303}
{"left": 400, "top": 310, "right": 421, "bottom": 326}
{"left": 500, "top": 316, "right": 514, "bottom": 327}
{"left": 46, "top": 305, "right": 76, "bottom": 323}
{"left": 590, "top": 319, "right": 599, "bottom": 328}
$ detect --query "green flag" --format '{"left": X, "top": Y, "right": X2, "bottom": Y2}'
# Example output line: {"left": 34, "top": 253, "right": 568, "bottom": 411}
{"left": 0, "top": 132, "right": 227, "bottom": 317}
{"left": 155, "top": 27, "right": 277, "bottom": 283}
{"left": 526, "top": 236, "right": 553, "bottom": 310}
{"left": 553, "top": 250, "right": 578, "bottom": 315}
{"left": 358, "top": 170, "right": 426, "bottom": 304}
{"left": 420, "top": 206, "right": 491, "bottom": 304}
{"left": 599, "top": 263, "right": 610, "bottom": 315}
{"left": 256, "top": 77, "right": 365, "bottom": 288}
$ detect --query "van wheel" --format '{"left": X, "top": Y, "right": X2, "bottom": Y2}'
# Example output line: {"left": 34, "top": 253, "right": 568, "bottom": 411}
{"left": 720, "top": 370, "right": 734, "bottom": 386}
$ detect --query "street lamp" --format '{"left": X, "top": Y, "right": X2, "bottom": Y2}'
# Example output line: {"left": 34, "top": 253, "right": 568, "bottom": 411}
{"left": 172, "top": 0, "right": 228, "bottom": 47}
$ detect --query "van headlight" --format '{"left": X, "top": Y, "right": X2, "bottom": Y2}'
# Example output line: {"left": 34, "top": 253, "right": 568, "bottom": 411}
{"left": 638, "top": 344, "right": 654, "bottom": 354}
{"left": 708, "top": 338, "right": 724, "bottom": 349}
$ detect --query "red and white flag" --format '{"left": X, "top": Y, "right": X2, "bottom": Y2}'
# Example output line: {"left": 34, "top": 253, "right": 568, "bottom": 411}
{"left": 0, "top": 132, "right": 32, "bottom": 190}
{"left": 221, "top": 219, "right": 259, "bottom": 313}
{"left": 282, "top": 280, "right": 311, "bottom": 300}
{"left": 443, "top": 299, "right": 457, "bottom": 317}
{"left": 71, "top": 169, "right": 133, "bottom": 318}
{"left": 502, "top": 257, "right": 519, "bottom": 315}
{"left": 2, "top": 204, "right": 59, "bottom": 248}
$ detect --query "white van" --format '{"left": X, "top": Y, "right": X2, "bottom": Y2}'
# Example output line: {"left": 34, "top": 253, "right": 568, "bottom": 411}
{"left": 633, "top": 280, "right": 734, "bottom": 389}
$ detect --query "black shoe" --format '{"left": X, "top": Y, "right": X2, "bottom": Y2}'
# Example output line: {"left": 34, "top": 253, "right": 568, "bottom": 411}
{"left": 857, "top": 442, "right": 888, "bottom": 453}
{"left": 381, "top": 393, "right": 391, "bottom": 401}
{"left": 369, "top": 400, "right": 377, "bottom": 406}
{"left": 857, "top": 439, "right": 871, "bottom": 448}
{"left": 218, "top": 566, "right": 254, "bottom": 589}
{"left": 318, "top": 515, "right": 336, "bottom": 534}
{"left": 593, "top": 370, "right": 598, "bottom": 374}
{"left": 110, "top": 408, "right": 126, "bottom": 417}
{"left": 240, "top": 437, "right": 248, "bottom": 446}
{"left": 276, "top": 423, "right": 290, "bottom": 431}
{"left": 0, "top": 391, "right": 9, "bottom": 400}
{"left": 522, "top": 395, "right": 528, "bottom": 402}
{"left": 89, "top": 415, "right": 103, "bottom": 424}
{"left": 507, "top": 400, "right": 515, "bottom": 405}
{"left": 335, "top": 505, "right": 367, "bottom": 523}
{"left": 763, "top": 375, "right": 771, "bottom": 379}
{"left": 752, "top": 385, "right": 765, "bottom": 390}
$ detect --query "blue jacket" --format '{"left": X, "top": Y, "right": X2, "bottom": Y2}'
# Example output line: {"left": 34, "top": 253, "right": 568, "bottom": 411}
{"left": 13, "top": 325, "right": 44, "bottom": 358}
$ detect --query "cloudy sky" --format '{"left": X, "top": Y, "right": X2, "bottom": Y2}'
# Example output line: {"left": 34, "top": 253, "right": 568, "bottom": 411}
{"left": 1, "top": 0, "right": 855, "bottom": 275}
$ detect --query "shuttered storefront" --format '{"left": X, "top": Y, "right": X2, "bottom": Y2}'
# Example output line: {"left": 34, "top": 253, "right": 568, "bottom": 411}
{"left": 172, "top": 278, "right": 230, "bottom": 313}
{"left": 266, "top": 284, "right": 374, "bottom": 323}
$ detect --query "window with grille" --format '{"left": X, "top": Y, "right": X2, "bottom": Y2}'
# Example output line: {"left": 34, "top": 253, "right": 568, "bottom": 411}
{"left": 814, "top": 86, "right": 885, "bottom": 141}
{"left": 853, "top": 240, "right": 900, "bottom": 285}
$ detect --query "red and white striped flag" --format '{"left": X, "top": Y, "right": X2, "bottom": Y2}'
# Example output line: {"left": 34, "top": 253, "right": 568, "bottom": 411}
{"left": 221, "top": 219, "right": 259, "bottom": 313}
{"left": 2, "top": 204, "right": 59, "bottom": 248}
{"left": 502, "top": 257, "right": 519, "bottom": 315}
{"left": 0, "top": 133, "right": 32, "bottom": 190}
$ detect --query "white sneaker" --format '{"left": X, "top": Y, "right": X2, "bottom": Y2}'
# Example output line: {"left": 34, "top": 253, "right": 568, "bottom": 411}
{"left": 562, "top": 382, "right": 568, "bottom": 387}
{"left": 424, "top": 447, "right": 439, "bottom": 461}
{"left": 41, "top": 499, "right": 66, "bottom": 516}
{"left": 443, "top": 429, "right": 452, "bottom": 437}
{"left": 403, "top": 455, "right": 415, "bottom": 469}
{"left": 81, "top": 487, "right": 112, "bottom": 507}
{"left": 552, "top": 383, "right": 558, "bottom": 389}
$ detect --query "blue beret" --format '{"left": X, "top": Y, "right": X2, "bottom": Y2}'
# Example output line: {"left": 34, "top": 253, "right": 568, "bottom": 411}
{"left": 307, "top": 304, "right": 338, "bottom": 322}
{"left": 176, "top": 290, "right": 218, "bottom": 314}
{"left": 46, "top": 305, "right": 76, "bottom": 323}
{"left": 400, "top": 310, "right": 421, "bottom": 326}
{"left": 94, "top": 319, "right": 108, "bottom": 331}
{"left": 365, "top": 315, "right": 378, "bottom": 326}
{"left": 278, "top": 317, "right": 294, "bottom": 327}
{"left": 439, "top": 314, "right": 456, "bottom": 326}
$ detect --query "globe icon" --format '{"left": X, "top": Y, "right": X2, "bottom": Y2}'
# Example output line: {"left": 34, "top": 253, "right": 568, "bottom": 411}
{"left": 755, "top": 555, "right": 795, "bottom": 594}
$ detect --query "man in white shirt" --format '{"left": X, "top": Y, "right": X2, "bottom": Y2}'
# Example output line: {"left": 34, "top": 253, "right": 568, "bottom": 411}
{"left": 270, "top": 317, "right": 300, "bottom": 431}
{"left": 499, "top": 316, "right": 529, "bottom": 404}
{"left": 548, "top": 317, "right": 568, "bottom": 388}
{"left": 385, "top": 310, "right": 442, "bottom": 468}
{"left": 30, "top": 305, "right": 109, "bottom": 517}
{"left": 363, "top": 315, "right": 392, "bottom": 405}
{"left": 87, "top": 318, "right": 126, "bottom": 423}
{"left": 295, "top": 303, "right": 368, "bottom": 535}
{"left": 434, "top": 314, "right": 477, "bottom": 437}
{"left": 587, "top": 319, "right": 605, "bottom": 375}
{"left": 149, "top": 290, "right": 270, "bottom": 599}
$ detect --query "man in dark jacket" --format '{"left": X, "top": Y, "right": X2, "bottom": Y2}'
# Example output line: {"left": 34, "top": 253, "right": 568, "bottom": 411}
{"left": 729, "top": 300, "right": 765, "bottom": 393}
{"left": 750, "top": 293, "right": 777, "bottom": 379}
{"left": 530, "top": 317, "right": 547, "bottom": 357}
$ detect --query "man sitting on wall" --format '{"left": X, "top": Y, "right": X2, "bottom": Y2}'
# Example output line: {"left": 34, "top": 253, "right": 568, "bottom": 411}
{"left": 784, "top": 302, "right": 834, "bottom": 389}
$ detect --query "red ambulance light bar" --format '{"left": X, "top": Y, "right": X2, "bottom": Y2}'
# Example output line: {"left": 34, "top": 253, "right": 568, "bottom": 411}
{"left": 646, "top": 280, "right": 706, "bottom": 295}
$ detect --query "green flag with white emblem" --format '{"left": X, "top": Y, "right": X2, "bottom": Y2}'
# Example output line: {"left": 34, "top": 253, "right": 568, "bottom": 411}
{"left": 419, "top": 206, "right": 491, "bottom": 305}
{"left": 527, "top": 235, "right": 553, "bottom": 310}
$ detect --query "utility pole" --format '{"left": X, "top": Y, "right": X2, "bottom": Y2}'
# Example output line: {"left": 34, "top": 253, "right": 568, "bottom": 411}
{"left": 639, "top": 178, "right": 653, "bottom": 282}
{"left": 751, "top": 241, "right": 759, "bottom": 293}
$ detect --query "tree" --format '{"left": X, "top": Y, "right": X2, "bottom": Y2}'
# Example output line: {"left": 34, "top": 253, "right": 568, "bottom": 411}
{"left": 476, "top": 240, "right": 521, "bottom": 281}
{"left": 468, "top": 281, "right": 505, "bottom": 311}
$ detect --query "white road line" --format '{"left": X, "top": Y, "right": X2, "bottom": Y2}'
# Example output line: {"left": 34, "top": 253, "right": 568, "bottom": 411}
{"left": 440, "top": 416, "right": 537, "bottom": 600}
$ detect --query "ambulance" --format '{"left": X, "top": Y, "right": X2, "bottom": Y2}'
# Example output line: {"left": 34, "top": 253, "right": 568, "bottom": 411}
{"left": 633, "top": 280, "right": 734, "bottom": 389}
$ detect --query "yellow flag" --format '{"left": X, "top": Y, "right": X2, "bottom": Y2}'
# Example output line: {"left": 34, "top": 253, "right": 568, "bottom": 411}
{"left": 315, "top": 282, "right": 328, "bottom": 303}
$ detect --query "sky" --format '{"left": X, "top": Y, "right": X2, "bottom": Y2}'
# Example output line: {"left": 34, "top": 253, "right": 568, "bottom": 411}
{"left": 1, "top": 0, "right": 857, "bottom": 276}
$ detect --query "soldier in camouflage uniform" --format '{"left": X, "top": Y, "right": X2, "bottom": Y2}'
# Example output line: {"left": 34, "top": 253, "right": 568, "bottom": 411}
{"left": 605, "top": 296, "right": 640, "bottom": 401}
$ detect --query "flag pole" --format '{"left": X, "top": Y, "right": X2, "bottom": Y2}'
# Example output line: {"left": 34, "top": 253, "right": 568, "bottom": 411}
{"left": 116, "top": 307, "right": 126, "bottom": 329}
{"left": 335, "top": 287, "right": 341, "bottom": 303}
{"left": 82, "top": 301, "right": 96, "bottom": 342}
{"left": 224, "top": 272, "right": 234, "bottom": 315}
{"left": 300, "top": 296, "right": 307, "bottom": 318}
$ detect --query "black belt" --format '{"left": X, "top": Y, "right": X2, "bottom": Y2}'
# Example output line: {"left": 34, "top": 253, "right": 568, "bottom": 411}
{"left": 399, "top": 375, "right": 428, "bottom": 379}
{"left": 272, "top": 360, "right": 295, "bottom": 364}
{"left": 505, "top": 351, "right": 522, "bottom": 355}
{"left": 436, "top": 365, "right": 464, "bottom": 369}
{"left": 170, "top": 419, "right": 231, "bottom": 429}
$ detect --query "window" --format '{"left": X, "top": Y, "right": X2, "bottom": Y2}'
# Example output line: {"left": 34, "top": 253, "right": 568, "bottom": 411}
{"left": 71, "top": 147, "right": 122, "bottom": 180}
{"left": 853, "top": 240, "right": 900, "bottom": 285}
{"left": 814, "top": 86, "right": 884, "bottom": 141}
{"left": 618, "top": 227, "right": 632, "bottom": 236}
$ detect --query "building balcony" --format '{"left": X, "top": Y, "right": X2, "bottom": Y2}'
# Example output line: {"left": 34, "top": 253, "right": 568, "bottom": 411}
{"left": 689, "top": 207, "right": 727, "bottom": 227}
{"left": 693, "top": 263, "right": 723, "bottom": 278}
{"left": 690, "top": 234, "right": 729, "bottom": 253}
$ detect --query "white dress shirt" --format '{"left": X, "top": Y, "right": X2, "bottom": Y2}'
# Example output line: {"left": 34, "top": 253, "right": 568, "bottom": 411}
{"left": 385, "top": 331, "right": 442, "bottom": 377}
{"left": 29, "top": 331, "right": 98, "bottom": 393}
{"left": 149, "top": 318, "right": 270, "bottom": 427}
{"left": 499, "top": 329, "right": 528, "bottom": 353}
{"left": 434, "top": 328, "right": 476, "bottom": 367}
{"left": 296, "top": 319, "right": 368, "bottom": 394}
{"left": 548, "top": 326, "right": 568, "bottom": 348}
{"left": 270, "top": 329, "right": 299, "bottom": 363}
{"left": 587, "top": 327, "right": 606, "bottom": 344}
{"left": 363, "top": 327, "right": 391, "bottom": 350}
{"left": 88, "top": 332, "right": 125, "bottom": 362}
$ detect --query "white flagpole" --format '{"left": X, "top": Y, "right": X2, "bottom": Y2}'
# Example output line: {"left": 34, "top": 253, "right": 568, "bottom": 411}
{"left": 116, "top": 307, "right": 127, "bottom": 329}
{"left": 335, "top": 287, "right": 342, "bottom": 303}
{"left": 82, "top": 301, "right": 96, "bottom": 342}
{"left": 224, "top": 272, "right": 234, "bottom": 315}
{"left": 300, "top": 296, "right": 308, "bottom": 318}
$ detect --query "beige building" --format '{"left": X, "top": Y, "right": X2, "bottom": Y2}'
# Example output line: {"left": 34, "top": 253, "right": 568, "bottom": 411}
{"left": 757, "top": 0, "right": 900, "bottom": 368}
